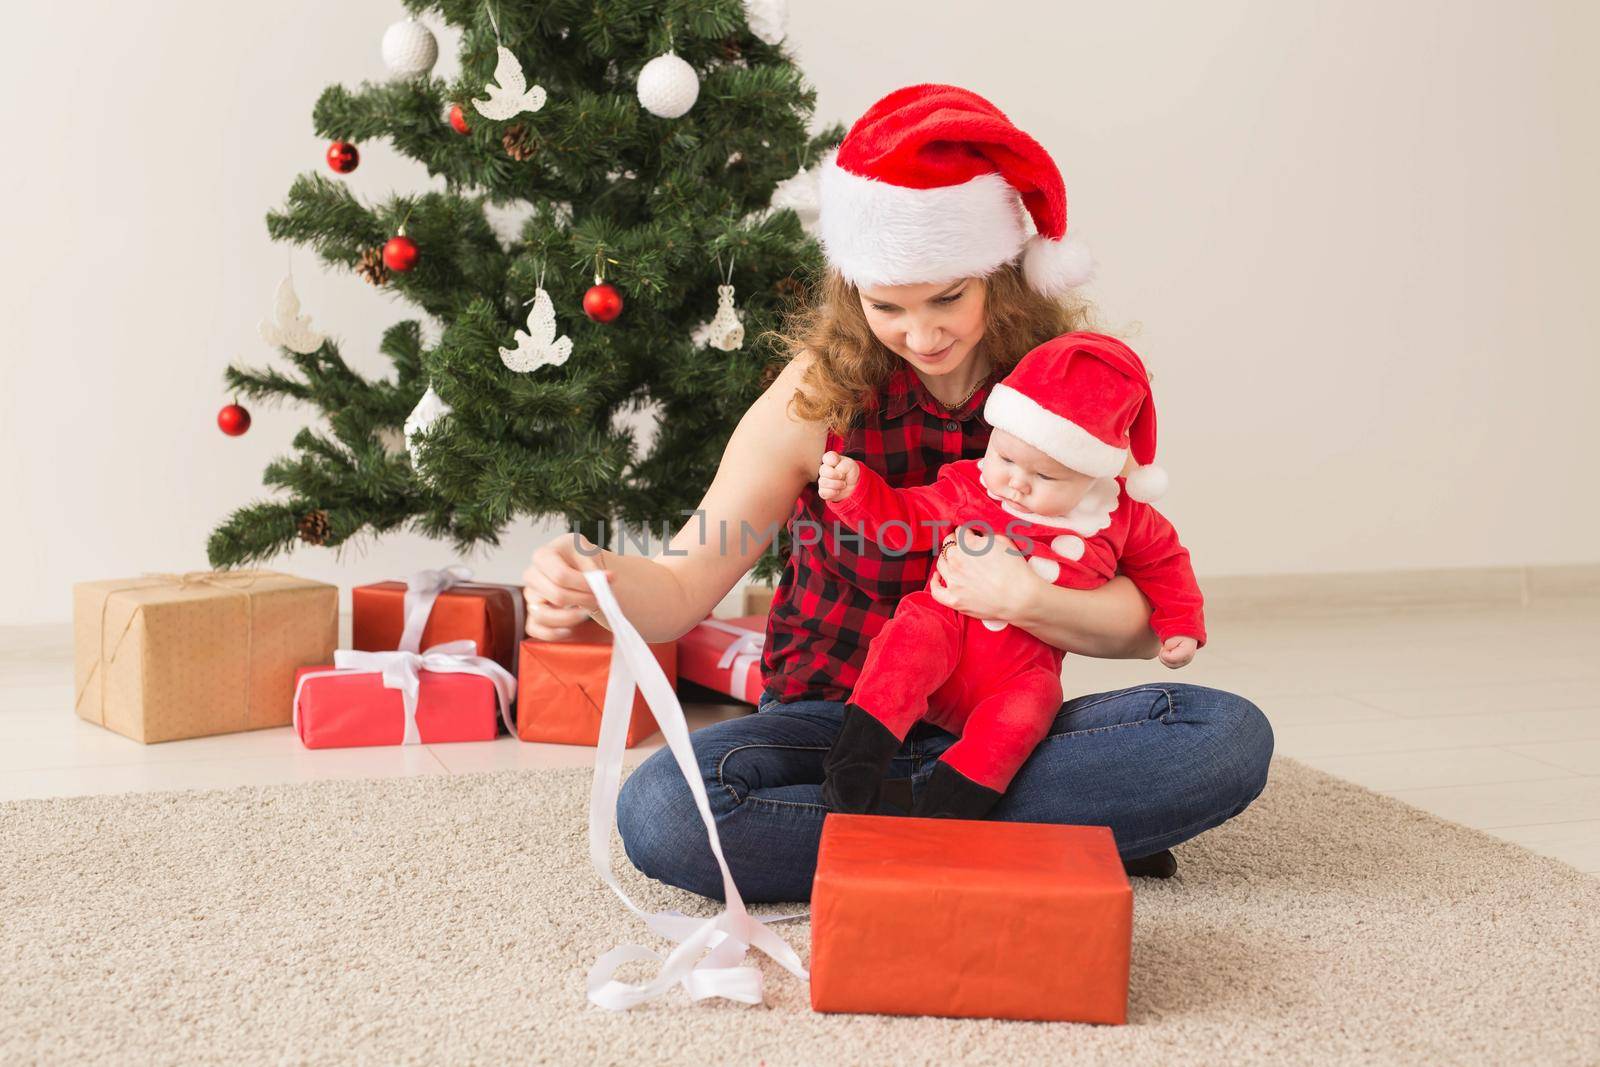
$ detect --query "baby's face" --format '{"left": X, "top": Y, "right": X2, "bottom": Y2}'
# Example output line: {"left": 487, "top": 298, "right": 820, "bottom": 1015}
{"left": 980, "top": 428, "right": 1098, "bottom": 517}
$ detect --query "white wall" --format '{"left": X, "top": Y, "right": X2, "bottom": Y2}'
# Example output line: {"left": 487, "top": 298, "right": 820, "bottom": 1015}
{"left": 5, "top": 0, "right": 1597, "bottom": 625}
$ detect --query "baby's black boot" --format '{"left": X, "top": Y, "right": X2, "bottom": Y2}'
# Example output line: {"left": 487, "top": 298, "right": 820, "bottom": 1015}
{"left": 821, "top": 703, "right": 902, "bottom": 813}
{"left": 912, "top": 761, "right": 1003, "bottom": 820}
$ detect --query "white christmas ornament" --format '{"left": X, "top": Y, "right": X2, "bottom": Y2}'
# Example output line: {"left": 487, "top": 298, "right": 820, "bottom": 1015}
{"left": 742, "top": 0, "right": 788, "bottom": 45}
{"left": 258, "top": 275, "right": 325, "bottom": 354}
{"left": 768, "top": 165, "right": 820, "bottom": 235}
{"left": 404, "top": 385, "right": 453, "bottom": 473}
{"left": 472, "top": 46, "right": 547, "bottom": 120}
{"left": 382, "top": 18, "right": 438, "bottom": 78}
{"left": 500, "top": 289, "right": 572, "bottom": 372}
{"left": 636, "top": 52, "right": 699, "bottom": 119}
{"left": 705, "top": 284, "right": 745, "bottom": 351}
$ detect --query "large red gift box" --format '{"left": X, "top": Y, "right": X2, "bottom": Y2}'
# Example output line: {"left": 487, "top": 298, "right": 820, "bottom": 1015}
{"left": 810, "top": 814, "right": 1132, "bottom": 1023}
{"left": 516, "top": 621, "right": 676, "bottom": 746}
{"left": 352, "top": 579, "right": 522, "bottom": 673}
{"left": 293, "top": 664, "right": 502, "bottom": 748}
{"left": 677, "top": 615, "right": 765, "bottom": 704}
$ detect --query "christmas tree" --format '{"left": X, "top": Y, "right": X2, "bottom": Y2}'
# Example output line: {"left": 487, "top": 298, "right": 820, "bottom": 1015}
{"left": 209, "top": 0, "right": 839, "bottom": 575}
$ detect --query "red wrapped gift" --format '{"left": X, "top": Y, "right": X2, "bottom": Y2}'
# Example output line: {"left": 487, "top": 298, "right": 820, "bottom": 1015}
{"left": 677, "top": 615, "right": 765, "bottom": 704}
{"left": 811, "top": 814, "right": 1132, "bottom": 1023}
{"left": 351, "top": 566, "right": 524, "bottom": 674}
{"left": 293, "top": 641, "right": 516, "bottom": 749}
{"left": 517, "top": 621, "right": 676, "bottom": 746}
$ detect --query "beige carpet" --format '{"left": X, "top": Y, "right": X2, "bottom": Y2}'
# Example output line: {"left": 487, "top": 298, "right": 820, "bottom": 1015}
{"left": 2, "top": 759, "right": 1597, "bottom": 1066}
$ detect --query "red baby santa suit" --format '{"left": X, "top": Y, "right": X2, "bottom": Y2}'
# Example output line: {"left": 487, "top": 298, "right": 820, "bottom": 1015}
{"left": 823, "top": 333, "right": 1205, "bottom": 814}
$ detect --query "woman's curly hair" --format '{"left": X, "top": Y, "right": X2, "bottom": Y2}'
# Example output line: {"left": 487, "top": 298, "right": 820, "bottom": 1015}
{"left": 770, "top": 262, "right": 1096, "bottom": 434}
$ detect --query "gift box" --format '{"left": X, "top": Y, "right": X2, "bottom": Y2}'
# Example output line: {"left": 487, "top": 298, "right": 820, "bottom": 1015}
{"left": 73, "top": 570, "right": 338, "bottom": 744}
{"left": 352, "top": 568, "right": 523, "bottom": 674}
{"left": 677, "top": 615, "right": 765, "bottom": 704}
{"left": 293, "top": 642, "right": 515, "bottom": 749}
{"left": 810, "top": 814, "right": 1132, "bottom": 1023}
{"left": 516, "top": 620, "right": 676, "bottom": 746}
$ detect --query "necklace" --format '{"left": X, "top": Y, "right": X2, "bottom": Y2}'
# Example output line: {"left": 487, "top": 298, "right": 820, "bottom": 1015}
{"left": 933, "top": 372, "right": 989, "bottom": 412}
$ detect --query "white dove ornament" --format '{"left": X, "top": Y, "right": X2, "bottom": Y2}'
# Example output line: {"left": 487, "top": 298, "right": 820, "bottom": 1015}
{"left": 706, "top": 284, "right": 745, "bottom": 351}
{"left": 258, "top": 275, "right": 325, "bottom": 354}
{"left": 500, "top": 288, "right": 572, "bottom": 372}
{"left": 472, "top": 46, "right": 547, "bottom": 121}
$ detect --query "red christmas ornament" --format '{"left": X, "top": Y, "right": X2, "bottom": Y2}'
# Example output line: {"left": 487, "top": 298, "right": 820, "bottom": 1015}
{"left": 217, "top": 403, "right": 252, "bottom": 436}
{"left": 448, "top": 104, "right": 470, "bottom": 135}
{"left": 325, "top": 141, "right": 359, "bottom": 174}
{"left": 383, "top": 234, "right": 420, "bottom": 273}
{"left": 583, "top": 283, "right": 623, "bottom": 323}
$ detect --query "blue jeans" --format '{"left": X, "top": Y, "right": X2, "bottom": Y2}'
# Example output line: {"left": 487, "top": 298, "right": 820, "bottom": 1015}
{"left": 617, "top": 684, "right": 1274, "bottom": 903}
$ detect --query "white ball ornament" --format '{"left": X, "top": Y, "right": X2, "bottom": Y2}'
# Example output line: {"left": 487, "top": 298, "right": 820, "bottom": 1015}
{"left": 637, "top": 52, "right": 700, "bottom": 119}
{"left": 382, "top": 18, "right": 438, "bottom": 78}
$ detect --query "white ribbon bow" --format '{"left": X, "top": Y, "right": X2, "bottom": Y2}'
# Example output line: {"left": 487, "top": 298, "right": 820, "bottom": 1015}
{"left": 400, "top": 565, "right": 475, "bottom": 653}
{"left": 583, "top": 570, "right": 808, "bottom": 1010}
{"left": 397, "top": 565, "right": 527, "bottom": 664}
{"left": 292, "top": 640, "right": 517, "bottom": 746}
{"left": 701, "top": 619, "right": 764, "bottom": 701}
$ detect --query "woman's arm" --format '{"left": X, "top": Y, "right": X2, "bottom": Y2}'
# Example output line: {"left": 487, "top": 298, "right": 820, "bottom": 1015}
{"left": 926, "top": 530, "right": 1160, "bottom": 660}
{"left": 521, "top": 355, "right": 826, "bottom": 644}
{"left": 1009, "top": 575, "right": 1161, "bottom": 660}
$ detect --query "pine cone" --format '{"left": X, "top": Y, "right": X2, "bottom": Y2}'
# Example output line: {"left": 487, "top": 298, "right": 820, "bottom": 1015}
{"left": 357, "top": 248, "right": 389, "bottom": 287}
{"left": 297, "top": 509, "right": 332, "bottom": 546}
{"left": 720, "top": 35, "right": 743, "bottom": 61}
{"left": 503, "top": 124, "right": 535, "bottom": 162}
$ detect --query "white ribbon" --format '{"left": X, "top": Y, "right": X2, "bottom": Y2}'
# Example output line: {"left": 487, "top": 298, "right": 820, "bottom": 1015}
{"left": 582, "top": 570, "right": 808, "bottom": 1011}
{"left": 700, "top": 619, "right": 765, "bottom": 702}
{"left": 292, "top": 640, "right": 517, "bottom": 746}
{"left": 399, "top": 565, "right": 475, "bottom": 653}
{"left": 398, "top": 565, "right": 527, "bottom": 666}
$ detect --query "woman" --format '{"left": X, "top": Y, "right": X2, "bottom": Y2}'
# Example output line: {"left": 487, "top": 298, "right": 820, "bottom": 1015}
{"left": 522, "top": 85, "right": 1273, "bottom": 902}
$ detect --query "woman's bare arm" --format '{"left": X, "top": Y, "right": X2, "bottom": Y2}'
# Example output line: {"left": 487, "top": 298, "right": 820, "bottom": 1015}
{"left": 521, "top": 355, "right": 826, "bottom": 643}
{"left": 1010, "top": 575, "right": 1161, "bottom": 660}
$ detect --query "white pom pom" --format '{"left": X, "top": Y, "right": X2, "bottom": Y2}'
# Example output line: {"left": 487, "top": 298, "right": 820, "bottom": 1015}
{"left": 1126, "top": 464, "right": 1168, "bottom": 503}
{"left": 1022, "top": 234, "right": 1094, "bottom": 296}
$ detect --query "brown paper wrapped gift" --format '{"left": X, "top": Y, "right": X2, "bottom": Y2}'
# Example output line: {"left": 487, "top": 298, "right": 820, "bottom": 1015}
{"left": 73, "top": 570, "right": 338, "bottom": 744}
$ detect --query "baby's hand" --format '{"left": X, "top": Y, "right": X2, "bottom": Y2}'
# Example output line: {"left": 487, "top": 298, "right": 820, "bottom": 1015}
{"left": 1159, "top": 636, "right": 1198, "bottom": 669}
{"left": 818, "top": 450, "right": 861, "bottom": 501}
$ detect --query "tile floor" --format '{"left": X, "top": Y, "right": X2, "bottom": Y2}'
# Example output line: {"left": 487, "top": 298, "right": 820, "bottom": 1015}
{"left": 5, "top": 597, "right": 1597, "bottom": 875}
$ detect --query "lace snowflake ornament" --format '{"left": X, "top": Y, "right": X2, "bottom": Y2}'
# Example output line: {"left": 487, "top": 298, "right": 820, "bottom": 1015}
{"left": 705, "top": 284, "right": 745, "bottom": 351}
{"left": 258, "top": 275, "right": 325, "bottom": 354}
{"left": 472, "top": 46, "right": 547, "bottom": 121}
{"left": 500, "top": 288, "right": 572, "bottom": 372}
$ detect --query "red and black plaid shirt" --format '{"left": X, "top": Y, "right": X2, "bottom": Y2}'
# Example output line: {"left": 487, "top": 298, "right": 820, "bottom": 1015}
{"left": 761, "top": 363, "right": 994, "bottom": 704}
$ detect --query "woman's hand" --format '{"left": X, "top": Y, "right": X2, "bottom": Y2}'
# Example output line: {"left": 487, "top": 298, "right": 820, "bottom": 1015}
{"left": 818, "top": 450, "right": 860, "bottom": 502}
{"left": 521, "top": 532, "right": 613, "bottom": 641}
{"left": 927, "top": 528, "right": 1036, "bottom": 624}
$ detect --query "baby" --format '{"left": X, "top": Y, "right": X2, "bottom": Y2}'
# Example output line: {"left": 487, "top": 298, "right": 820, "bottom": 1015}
{"left": 817, "top": 331, "right": 1205, "bottom": 819}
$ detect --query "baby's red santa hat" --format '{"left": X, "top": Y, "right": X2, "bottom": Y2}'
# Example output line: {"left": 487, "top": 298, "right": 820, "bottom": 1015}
{"left": 984, "top": 332, "right": 1169, "bottom": 503}
{"left": 818, "top": 84, "right": 1093, "bottom": 297}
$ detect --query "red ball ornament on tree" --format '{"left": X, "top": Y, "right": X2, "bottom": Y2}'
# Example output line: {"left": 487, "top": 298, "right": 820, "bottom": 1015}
{"left": 217, "top": 403, "right": 252, "bottom": 437}
{"left": 383, "top": 233, "right": 419, "bottom": 273}
{"left": 325, "top": 141, "right": 359, "bottom": 174}
{"left": 448, "top": 103, "right": 470, "bottom": 135}
{"left": 583, "top": 283, "right": 623, "bottom": 323}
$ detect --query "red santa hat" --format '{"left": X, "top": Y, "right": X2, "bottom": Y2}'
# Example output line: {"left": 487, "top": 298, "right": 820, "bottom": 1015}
{"left": 818, "top": 84, "right": 1093, "bottom": 297}
{"left": 984, "top": 332, "right": 1169, "bottom": 503}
